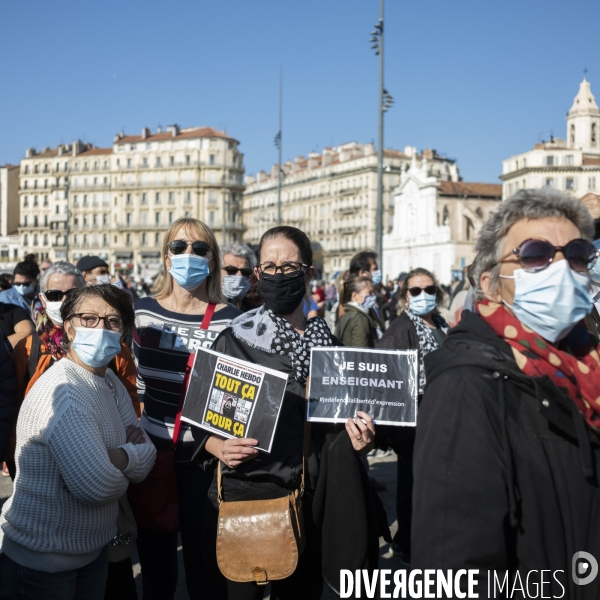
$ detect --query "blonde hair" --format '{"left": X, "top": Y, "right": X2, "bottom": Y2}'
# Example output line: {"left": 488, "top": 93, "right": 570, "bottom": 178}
{"left": 339, "top": 273, "right": 372, "bottom": 305}
{"left": 155, "top": 217, "right": 225, "bottom": 304}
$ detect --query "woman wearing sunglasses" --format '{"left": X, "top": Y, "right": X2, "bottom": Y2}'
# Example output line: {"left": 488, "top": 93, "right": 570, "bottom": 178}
{"left": 412, "top": 189, "right": 600, "bottom": 598}
{"left": 133, "top": 217, "right": 241, "bottom": 600}
{"left": 377, "top": 267, "right": 448, "bottom": 567}
{"left": 220, "top": 243, "right": 258, "bottom": 312}
{"left": 0, "top": 284, "right": 156, "bottom": 600}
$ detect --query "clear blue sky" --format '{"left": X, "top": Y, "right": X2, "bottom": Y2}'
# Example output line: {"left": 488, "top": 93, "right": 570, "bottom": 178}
{"left": 1, "top": 0, "right": 599, "bottom": 183}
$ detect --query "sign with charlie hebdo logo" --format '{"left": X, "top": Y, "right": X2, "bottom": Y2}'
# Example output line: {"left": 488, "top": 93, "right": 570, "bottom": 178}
{"left": 180, "top": 347, "right": 288, "bottom": 453}
{"left": 307, "top": 347, "right": 418, "bottom": 425}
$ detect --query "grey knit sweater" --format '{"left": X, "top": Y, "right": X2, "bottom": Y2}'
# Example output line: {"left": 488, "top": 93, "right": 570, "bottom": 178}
{"left": 0, "top": 359, "right": 156, "bottom": 572}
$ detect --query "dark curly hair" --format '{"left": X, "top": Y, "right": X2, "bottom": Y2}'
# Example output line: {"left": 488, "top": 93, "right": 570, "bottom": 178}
{"left": 60, "top": 284, "right": 134, "bottom": 352}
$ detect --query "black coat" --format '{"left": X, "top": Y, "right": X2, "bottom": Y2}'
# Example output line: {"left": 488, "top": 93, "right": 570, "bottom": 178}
{"left": 313, "top": 431, "right": 391, "bottom": 597}
{"left": 412, "top": 310, "right": 600, "bottom": 599}
{"left": 0, "top": 333, "right": 17, "bottom": 464}
{"left": 377, "top": 311, "right": 419, "bottom": 352}
{"left": 194, "top": 327, "right": 332, "bottom": 491}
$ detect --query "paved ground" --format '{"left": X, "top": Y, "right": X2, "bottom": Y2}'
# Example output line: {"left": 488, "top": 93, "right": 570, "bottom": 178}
{"left": 1, "top": 452, "right": 401, "bottom": 599}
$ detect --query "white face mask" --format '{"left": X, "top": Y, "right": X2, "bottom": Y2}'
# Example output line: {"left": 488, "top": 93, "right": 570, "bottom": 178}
{"left": 94, "top": 275, "right": 111, "bottom": 285}
{"left": 44, "top": 300, "right": 64, "bottom": 326}
{"left": 500, "top": 259, "right": 593, "bottom": 342}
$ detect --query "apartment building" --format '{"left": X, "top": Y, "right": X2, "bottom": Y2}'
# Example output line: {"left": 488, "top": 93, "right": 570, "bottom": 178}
{"left": 0, "top": 164, "right": 20, "bottom": 270}
{"left": 18, "top": 125, "right": 245, "bottom": 277}
{"left": 243, "top": 142, "right": 459, "bottom": 277}
{"left": 501, "top": 77, "right": 600, "bottom": 198}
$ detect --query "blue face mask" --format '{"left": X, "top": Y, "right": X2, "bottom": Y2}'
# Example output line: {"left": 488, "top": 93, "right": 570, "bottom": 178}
{"left": 222, "top": 275, "right": 251, "bottom": 301}
{"left": 410, "top": 292, "right": 437, "bottom": 316}
{"left": 589, "top": 239, "right": 600, "bottom": 284}
{"left": 14, "top": 282, "right": 35, "bottom": 297}
{"left": 71, "top": 327, "right": 122, "bottom": 368}
{"left": 169, "top": 254, "right": 210, "bottom": 291}
{"left": 371, "top": 270, "right": 382, "bottom": 286}
{"left": 501, "top": 259, "right": 592, "bottom": 343}
{"left": 360, "top": 294, "right": 377, "bottom": 311}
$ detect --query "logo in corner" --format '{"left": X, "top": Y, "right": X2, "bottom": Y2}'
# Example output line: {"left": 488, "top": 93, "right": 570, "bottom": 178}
{"left": 573, "top": 551, "right": 599, "bottom": 586}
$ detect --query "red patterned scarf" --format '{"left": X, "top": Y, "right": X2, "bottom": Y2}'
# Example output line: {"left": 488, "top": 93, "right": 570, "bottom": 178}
{"left": 34, "top": 307, "right": 65, "bottom": 360}
{"left": 477, "top": 299, "right": 600, "bottom": 431}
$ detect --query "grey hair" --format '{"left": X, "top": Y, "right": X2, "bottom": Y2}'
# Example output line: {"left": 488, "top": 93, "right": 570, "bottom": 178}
{"left": 40, "top": 261, "right": 86, "bottom": 293}
{"left": 220, "top": 243, "right": 257, "bottom": 269}
{"left": 472, "top": 188, "right": 594, "bottom": 301}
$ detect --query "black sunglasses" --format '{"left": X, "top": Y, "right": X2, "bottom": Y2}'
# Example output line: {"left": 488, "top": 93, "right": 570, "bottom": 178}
{"left": 44, "top": 288, "right": 77, "bottom": 302}
{"left": 169, "top": 240, "right": 211, "bottom": 257}
{"left": 408, "top": 285, "right": 437, "bottom": 297}
{"left": 497, "top": 238, "right": 598, "bottom": 273}
{"left": 223, "top": 266, "right": 253, "bottom": 277}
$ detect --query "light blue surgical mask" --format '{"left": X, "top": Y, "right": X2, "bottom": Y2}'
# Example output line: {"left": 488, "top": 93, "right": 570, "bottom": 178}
{"left": 500, "top": 259, "right": 592, "bottom": 343}
{"left": 222, "top": 275, "right": 251, "bottom": 301}
{"left": 371, "top": 270, "right": 382, "bottom": 286}
{"left": 589, "top": 239, "right": 600, "bottom": 284}
{"left": 14, "top": 282, "right": 35, "bottom": 297}
{"left": 410, "top": 292, "right": 437, "bottom": 316}
{"left": 72, "top": 327, "right": 122, "bottom": 368}
{"left": 360, "top": 294, "right": 377, "bottom": 311}
{"left": 169, "top": 254, "right": 210, "bottom": 291}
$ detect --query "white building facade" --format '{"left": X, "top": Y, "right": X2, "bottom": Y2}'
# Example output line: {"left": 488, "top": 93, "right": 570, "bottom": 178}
{"left": 17, "top": 126, "right": 244, "bottom": 277}
{"left": 383, "top": 157, "right": 502, "bottom": 284}
{"left": 243, "top": 142, "right": 459, "bottom": 278}
{"left": 0, "top": 165, "right": 20, "bottom": 272}
{"left": 501, "top": 77, "right": 600, "bottom": 198}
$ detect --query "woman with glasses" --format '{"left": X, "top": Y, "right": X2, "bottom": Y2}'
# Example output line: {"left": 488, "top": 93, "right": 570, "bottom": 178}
{"left": 335, "top": 274, "right": 380, "bottom": 348}
{"left": 133, "top": 217, "right": 241, "bottom": 600}
{"left": 7, "top": 263, "right": 141, "bottom": 475}
{"left": 220, "top": 243, "right": 258, "bottom": 312}
{"left": 0, "top": 285, "right": 156, "bottom": 600}
{"left": 376, "top": 267, "right": 448, "bottom": 568}
{"left": 199, "top": 226, "right": 376, "bottom": 600}
{"left": 412, "top": 189, "right": 600, "bottom": 598}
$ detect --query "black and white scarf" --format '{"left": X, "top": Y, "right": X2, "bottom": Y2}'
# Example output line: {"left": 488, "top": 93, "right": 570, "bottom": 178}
{"left": 405, "top": 308, "right": 449, "bottom": 395}
{"left": 230, "top": 305, "right": 334, "bottom": 382}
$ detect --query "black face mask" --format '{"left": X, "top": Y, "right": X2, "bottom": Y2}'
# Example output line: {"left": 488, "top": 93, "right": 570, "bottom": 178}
{"left": 258, "top": 273, "right": 306, "bottom": 315}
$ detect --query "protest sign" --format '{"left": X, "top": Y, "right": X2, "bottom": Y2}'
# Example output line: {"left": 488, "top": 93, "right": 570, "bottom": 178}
{"left": 180, "top": 347, "right": 288, "bottom": 453}
{"left": 307, "top": 347, "right": 418, "bottom": 426}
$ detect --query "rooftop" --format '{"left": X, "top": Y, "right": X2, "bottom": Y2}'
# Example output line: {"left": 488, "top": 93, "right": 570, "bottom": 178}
{"left": 114, "top": 126, "right": 236, "bottom": 145}
{"left": 437, "top": 181, "right": 502, "bottom": 198}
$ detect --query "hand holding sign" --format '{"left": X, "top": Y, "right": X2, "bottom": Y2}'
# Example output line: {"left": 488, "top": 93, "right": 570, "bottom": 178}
{"left": 221, "top": 437, "right": 259, "bottom": 469}
{"left": 345, "top": 411, "right": 376, "bottom": 455}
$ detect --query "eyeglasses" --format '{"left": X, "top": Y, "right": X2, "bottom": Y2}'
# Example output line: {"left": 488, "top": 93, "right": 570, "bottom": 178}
{"left": 44, "top": 289, "right": 77, "bottom": 302}
{"left": 168, "top": 240, "right": 211, "bottom": 257}
{"left": 257, "top": 262, "right": 309, "bottom": 279}
{"left": 223, "top": 266, "right": 253, "bottom": 277}
{"left": 496, "top": 238, "right": 598, "bottom": 273}
{"left": 408, "top": 285, "right": 437, "bottom": 297}
{"left": 68, "top": 313, "right": 124, "bottom": 332}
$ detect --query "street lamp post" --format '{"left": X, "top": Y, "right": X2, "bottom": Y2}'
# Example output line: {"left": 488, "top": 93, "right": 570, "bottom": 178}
{"left": 370, "top": 0, "right": 394, "bottom": 275}
{"left": 274, "top": 67, "right": 283, "bottom": 227}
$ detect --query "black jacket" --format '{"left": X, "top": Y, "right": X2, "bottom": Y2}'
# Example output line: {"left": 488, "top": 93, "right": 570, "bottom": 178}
{"left": 313, "top": 431, "right": 391, "bottom": 597}
{"left": 0, "top": 333, "right": 17, "bottom": 463}
{"left": 412, "top": 310, "right": 600, "bottom": 599}
{"left": 195, "top": 328, "right": 333, "bottom": 491}
{"left": 377, "top": 311, "right": 418, "bottom": 352}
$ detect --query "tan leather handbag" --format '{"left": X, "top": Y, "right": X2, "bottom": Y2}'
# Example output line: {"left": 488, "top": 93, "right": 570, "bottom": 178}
{"left": 216, "top": 412, "right": 310, "bottom": 586}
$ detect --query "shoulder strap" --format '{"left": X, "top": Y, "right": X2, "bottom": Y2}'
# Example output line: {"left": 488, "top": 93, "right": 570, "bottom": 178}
{"left": 28, "top": 332, "right": 42, "bottom": 381}
{"left": 171, "top": 303, "right": 217, "bottom": 448}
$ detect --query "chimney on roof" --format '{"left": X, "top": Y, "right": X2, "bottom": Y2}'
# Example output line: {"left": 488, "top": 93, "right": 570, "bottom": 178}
{"left": 57, "top": 144, "right": 64, "bottom": 156}
{"left": 308, "top": 152, "right": 320, "bottom": 169}
{"left": 166, "top": 124, "right": 180, "bottom": 138}
{"left": 422, "top": 149, "right": 434, "bottom": 160}
{"left": 113, "top": 132, "right": 125, "bottom": 143}
{"left": 25, "top": 148, "right": 36, "bottom": 158}
{"left": 72, "top": 140, "right": 85, "bottom": 156}
{"left": 271, "top": 164, "right": 279, "bottom": 179}
{"left": 282, "top": 160, "right": 292, "bottom": 175}
{"left": 156, "top": 126, "right": 162, "bottom": 134}
{"left": 141, "top": 127, "right": 150, "bottom": 140}
{"left": 322, "top": 148, "right": 334, "bottom": 167}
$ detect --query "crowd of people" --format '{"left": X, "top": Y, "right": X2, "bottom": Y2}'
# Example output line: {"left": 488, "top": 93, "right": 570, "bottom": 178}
{"left": 0, "top": 187, "right": 600, "bottom": 599}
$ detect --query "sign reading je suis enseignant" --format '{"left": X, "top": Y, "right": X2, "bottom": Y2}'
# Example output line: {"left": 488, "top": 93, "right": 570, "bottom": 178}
{"left": 307, "top": 347, "right": 418, "bottom": 426}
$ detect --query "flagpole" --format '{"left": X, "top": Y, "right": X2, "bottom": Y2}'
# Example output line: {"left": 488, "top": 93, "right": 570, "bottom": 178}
{"left": 277, "top": 67, "right": 282, "bottom": 227}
